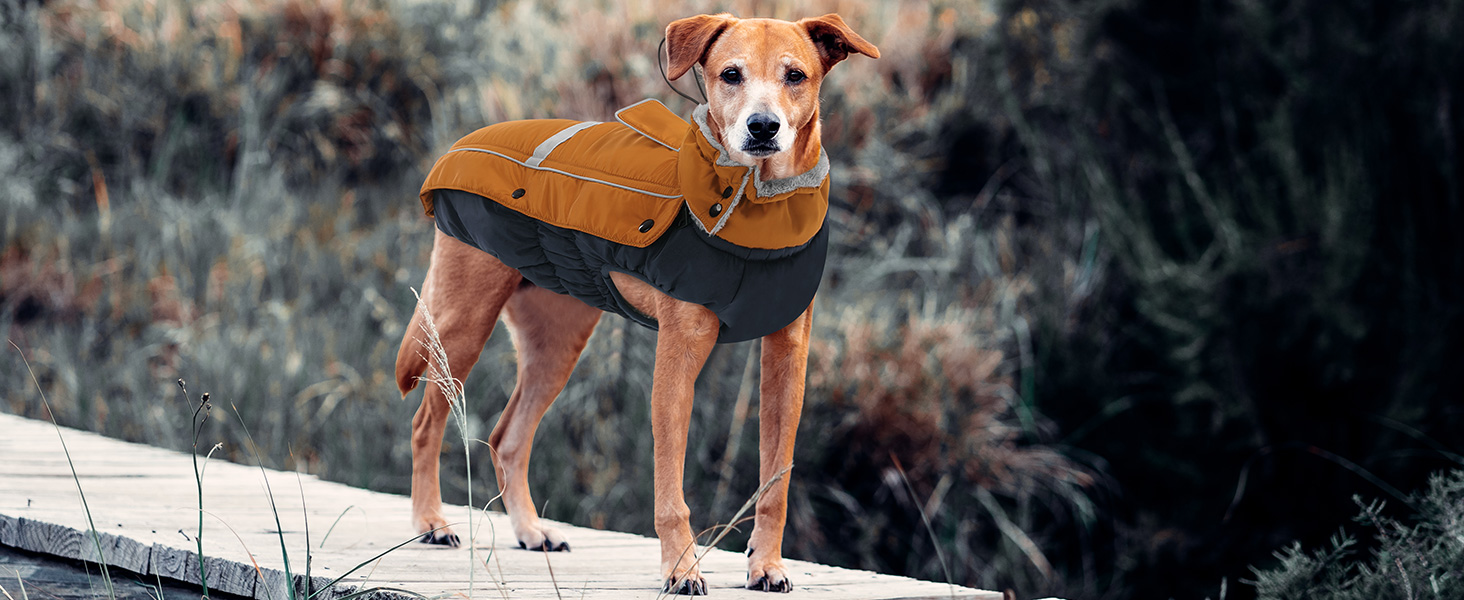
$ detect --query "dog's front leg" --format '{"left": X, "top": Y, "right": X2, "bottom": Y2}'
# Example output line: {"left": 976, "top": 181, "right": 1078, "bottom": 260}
{"left": 650, "top": 300, "right": 720, "bottom": 596}
{"left": 746, "top": 304, "right": 813, "bottom": 593}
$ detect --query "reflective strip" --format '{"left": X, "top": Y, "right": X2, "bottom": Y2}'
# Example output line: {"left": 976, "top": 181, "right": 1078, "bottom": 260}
{"left": 525, "top": 121, "right": 601, "bottom": 167}
{"left": 443, "top": 147, "right": 684, "bottom": 199}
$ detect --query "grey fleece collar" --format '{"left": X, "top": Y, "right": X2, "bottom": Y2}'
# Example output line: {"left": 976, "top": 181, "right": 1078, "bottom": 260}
{"left": 692, "top": 104, "right": 830, "bottom": 199}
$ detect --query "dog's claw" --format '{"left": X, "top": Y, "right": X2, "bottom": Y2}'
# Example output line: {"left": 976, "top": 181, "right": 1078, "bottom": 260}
{"left": 518, "top": 539, "right": 570, "bottom": 552}
{"left": 418, "top": 531, "right": 460, "bottom": 547}
{"left": 746, "top": 575, "right": 791, "bottom": 593}
{"left": 663, "top": 576, "right": 708, "bottom": 596}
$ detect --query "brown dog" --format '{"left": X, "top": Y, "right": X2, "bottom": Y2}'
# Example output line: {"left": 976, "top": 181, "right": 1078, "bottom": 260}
{"left": 395, "top": 13, "right": 877, "bottom": 595}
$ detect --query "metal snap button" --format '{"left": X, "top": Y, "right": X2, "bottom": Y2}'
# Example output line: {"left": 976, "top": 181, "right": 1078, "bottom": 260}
{"left": 638, "top": 219, "right": 654, "bottom": 233}
{"left": 721, "top": 186, "right": 734, "bottom": 198}
{"left": 512, "top": 188, "right": 526, "bottom": 199}
{"left": 709, "top": 203, "right": 723, "bottom": 217}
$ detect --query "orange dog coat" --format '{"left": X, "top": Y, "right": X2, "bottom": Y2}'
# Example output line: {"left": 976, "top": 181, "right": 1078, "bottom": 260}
{"left": 419, "top": 99, "right": 830, "bottom": 342}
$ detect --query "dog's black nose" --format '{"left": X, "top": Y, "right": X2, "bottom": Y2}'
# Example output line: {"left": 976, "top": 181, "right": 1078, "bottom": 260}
{"left": 746, "top": 113, "right": 780, "bottom": 141}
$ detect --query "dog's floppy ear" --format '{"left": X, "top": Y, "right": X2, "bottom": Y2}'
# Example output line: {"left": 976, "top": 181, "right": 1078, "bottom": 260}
{"left": 798, "top": 13, "right": 880, "bottom": 73}
{"left": 665, "top": 13, "right": 735, "bottom": 80}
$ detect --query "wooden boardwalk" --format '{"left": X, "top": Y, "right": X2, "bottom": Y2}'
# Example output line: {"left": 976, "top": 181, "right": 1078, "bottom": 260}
{"left": 0, "top": 413, "right": 1001, "bottom": 600}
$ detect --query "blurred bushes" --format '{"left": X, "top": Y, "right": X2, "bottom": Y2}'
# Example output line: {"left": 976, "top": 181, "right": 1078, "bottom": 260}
{"left": 799, "top": 303, "right": 1096, "bottom": 591}
{"left": 993, "top": 0, "right": 1464, "bottom": 596}
{"left": 6, "top": 0, "right": 1460, "bottom": 597}
{"left": 1, "top": 0, "right": 1102, "bottom": 598}
{"left": 1, "top": 0, "right": 438, "bottom": 193}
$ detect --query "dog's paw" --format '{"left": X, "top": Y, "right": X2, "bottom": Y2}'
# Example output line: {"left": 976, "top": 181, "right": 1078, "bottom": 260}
{"left": 419, "top": 529, "right": 461, "bottom": 547}
{"left": 514, "top": 524, "right": 570, "bottom": 552}
{"left": 413, "top": 514, "right": 460, "bottom": 547}
{"left": 663, "top": 574, "right": 708, "bottom": 596}
{"left": 746, "top": 559, "right": 792, "bottom": 593}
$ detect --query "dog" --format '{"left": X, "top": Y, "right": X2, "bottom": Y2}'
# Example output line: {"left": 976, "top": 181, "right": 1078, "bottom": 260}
{"left": 395, "top": 13, "right": 878, "bottom": 595}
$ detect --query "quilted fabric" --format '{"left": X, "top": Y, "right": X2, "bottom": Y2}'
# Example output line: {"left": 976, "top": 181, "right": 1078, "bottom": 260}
{"left": 419, "top": 99, "right": 830, "bottom": 343}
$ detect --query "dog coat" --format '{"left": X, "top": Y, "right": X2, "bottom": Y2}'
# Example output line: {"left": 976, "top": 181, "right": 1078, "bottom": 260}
{"left": 418, "top": 99, "right": 829, "bottom": 343}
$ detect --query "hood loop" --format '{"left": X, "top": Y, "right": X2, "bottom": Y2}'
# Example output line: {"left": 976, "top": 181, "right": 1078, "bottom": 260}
{"left": 657, "top": 37, "right": 707, "bottom": 105}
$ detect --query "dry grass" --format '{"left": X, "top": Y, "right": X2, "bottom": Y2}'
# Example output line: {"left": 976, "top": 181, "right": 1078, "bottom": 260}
{"left": 1, "top": 0, "right": 1102, "bottom": 596}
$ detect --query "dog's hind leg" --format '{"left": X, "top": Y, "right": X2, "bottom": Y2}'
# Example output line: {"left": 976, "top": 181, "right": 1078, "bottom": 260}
{"left": 491, "top": 283, "right": 601, "bottom": 551}
{"left": 745, "top": 304, "right": 813, "bottom": 592}
{"left": 401, "top": 229, "right": 522, "bottom": 546}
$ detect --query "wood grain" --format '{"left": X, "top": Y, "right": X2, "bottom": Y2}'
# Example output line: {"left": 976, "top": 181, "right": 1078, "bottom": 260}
{"left": 0, "top": 412, "right": 1003, "bottom": 600}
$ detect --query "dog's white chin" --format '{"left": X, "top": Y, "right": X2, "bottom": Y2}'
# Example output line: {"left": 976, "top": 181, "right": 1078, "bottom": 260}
{"left": 725, "top": 146, "right": 784, "bottom": 166}
{"left": 723, "top": 120, "right": 791, "bottom": 166}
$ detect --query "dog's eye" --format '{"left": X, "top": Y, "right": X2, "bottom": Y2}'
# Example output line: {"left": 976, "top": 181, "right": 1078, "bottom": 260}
{"left": 720, "top": 68, "right": 743, "bottom": 84}
{"left": 785, "top": 70, "right": 806, "bottom": 84}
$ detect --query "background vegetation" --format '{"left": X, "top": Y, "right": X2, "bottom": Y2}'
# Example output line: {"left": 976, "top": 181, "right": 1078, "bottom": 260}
{"left": 2, "top": 0, "right": 1460, "bottom": 598}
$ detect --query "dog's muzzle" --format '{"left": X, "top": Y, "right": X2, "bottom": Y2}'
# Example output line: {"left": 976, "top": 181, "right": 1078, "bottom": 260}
{"left": 742, "top": 112, "right": 781, "bottom": 156}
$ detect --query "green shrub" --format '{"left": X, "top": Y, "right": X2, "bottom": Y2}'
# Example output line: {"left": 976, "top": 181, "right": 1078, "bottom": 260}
{"left": 990, "top": 0, "right": 1464, "bottom": 595}
{"left": 1248, "top": 469, "right": 1464, "bottom": 600}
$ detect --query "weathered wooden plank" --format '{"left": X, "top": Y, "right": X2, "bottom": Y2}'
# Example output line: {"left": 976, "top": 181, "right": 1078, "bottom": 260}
{"left": 0, "top": 412, "right": 1001, "bottom": 600}
{"left": 0, "top": 513, "right": 15, "bottom": 546}
{"left": 0, "top": 544, "right": 252, "bottom": 600}
{"left": 149, "top": 542, "right": 261, "bottom": 598}
{"left": 79, "top": 530, "right": 153, "bottom": 574}
{"left": 13, "top": 518, "right": 85, "bottom": 559}
{"left": 11, "top": 518, "right": 149, "bottom": 574}
{"left": 254, "top": 566, "right": 343, "bottom": 600}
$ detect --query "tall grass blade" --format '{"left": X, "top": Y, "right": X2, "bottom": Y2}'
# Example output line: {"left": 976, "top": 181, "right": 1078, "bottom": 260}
{"left": 1225, "top": 442, "right": 1417, "bottom": 523}
{"left": 659, "top": 464, "right": 792, "bottom": 600}
{"left": 466, "top": 442, "right": 512, "bottom": 600}
{"left": 131, "top": 575, "right": 164, "bottom": 600}
{"left": 891, "top": 455, "right": 957, "bottom": 598}
{"left": 409, "top": 287, "right": 477, "bottom": 598}
{"left": 295, "top": 468, "right": 313, "bottom": 599}
{"left": 9, "top": 340, "right": 115, "bottom": 600}
{"left": 1, "top": 577, "right": 19, "bottom": 600}
{"left": 151, "top": 569, "right": 166, "bottom": 600}
{"left": 200, "top": 508, "right": 268, "bottom": 594}
{"left": 975, "top": 487, "right": 1054, "bottom": 579}
{"left": 538, "top": 502, "right": 564, "bottom": 600}
{"left": 1367, "top": 415, "right": 1464, "bottom": 465}
{"left": 180, "top": 379, "right": 213, "bottom": 599}
{"left": 467, "top": 500, "right": 511, "bottom": 600}
{"left": 10, "top": 564, "right": 27, "bottom": 600}
{"left": 230, "top": 403, "right": 296, "bottom": 600}
{"left": 318, "top": 506, "right": 363, "bottom": 549}
{"left": 305, "top": 529, "right": 455, "bottom": 600}
{"left": 328, "top": 586, "right": 434, "bottom": 600}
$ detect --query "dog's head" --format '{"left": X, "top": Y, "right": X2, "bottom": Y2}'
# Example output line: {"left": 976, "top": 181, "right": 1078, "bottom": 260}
{"left": 666, "top": 13, "right": 879, "bottom": 179}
